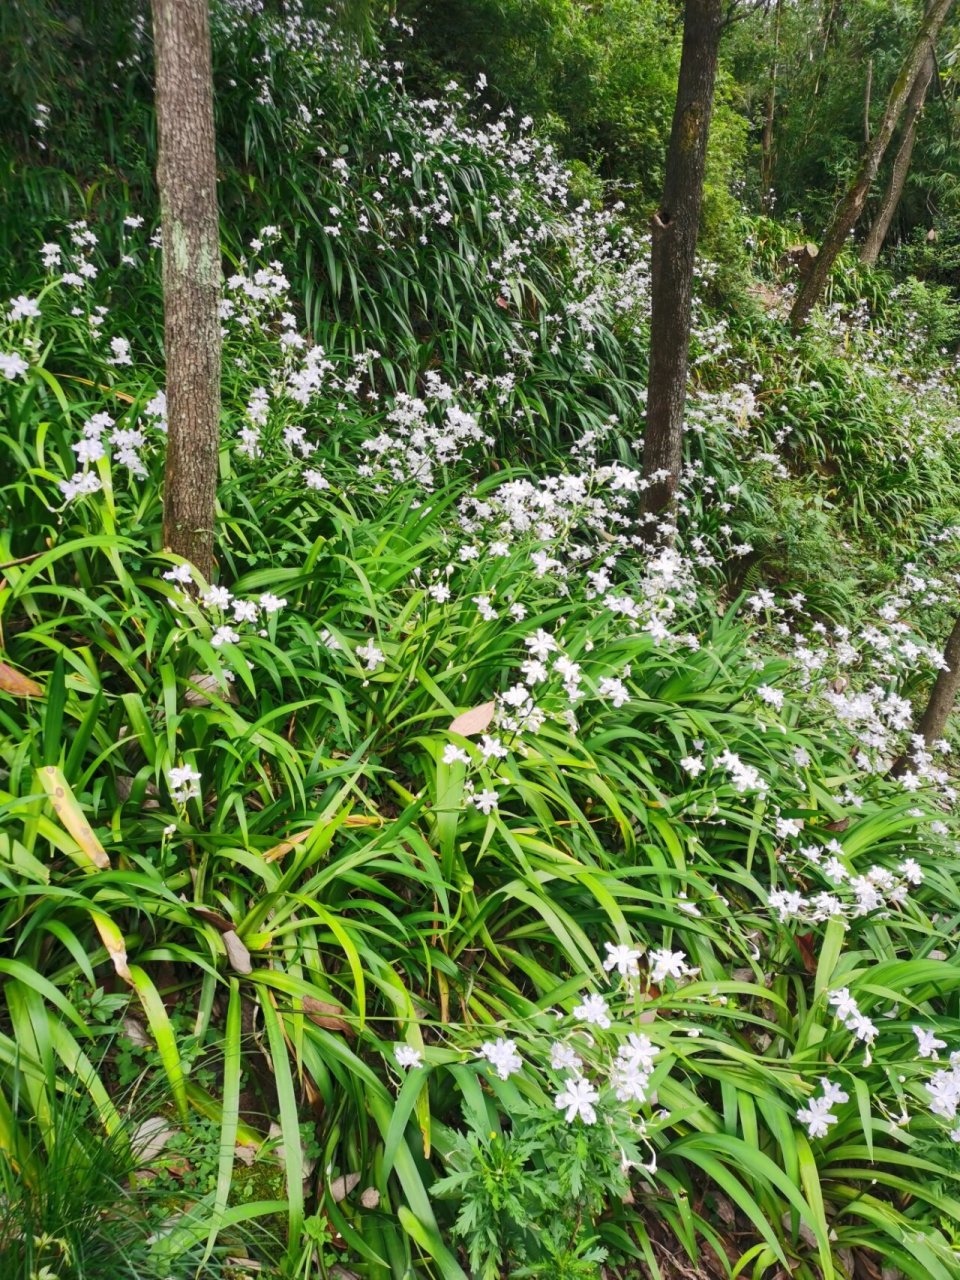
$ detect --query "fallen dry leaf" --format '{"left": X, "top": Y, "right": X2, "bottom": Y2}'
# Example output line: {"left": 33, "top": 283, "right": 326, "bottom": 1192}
{"left": 184, "top": 670, "right": 239, "bottom": 707}
{"left": 122, "top": 1015, "right": 152, "bottom": 1048}
{"left": 133, "top": 1115, "right": 179, "bottom": 1163}
{"left": 223, "top": 929, "right": 252, "bottom": 974}
{"left": 447, "top": 700, "right": 495, "bottom": 737}
{"left": 329, "top": 1172, "right": 361, "bottom": 1202}
{"left": 302, "top": 995, "right": 353, "bottom": 1036}
{"left": 192, "top": 906, "right": 237, "bottom": 933}
{"left": 0, "top": 661, "right": 42, "bottom": 698}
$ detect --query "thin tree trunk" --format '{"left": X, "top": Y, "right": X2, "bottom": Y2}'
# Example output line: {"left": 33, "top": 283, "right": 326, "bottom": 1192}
{"left": 864, "top": 58, "right": 873, "bottom": 141}
{"left": 812, "top": 0, "right": 841, "bottom": 98}
{"left": 152, "top": 0, "right": 222, "bottom": 580}
{"left": 760, "top": 0, "right": 783, "bottom": 210}
{"left": 640, "top": 0, "right": 723, "bottom": 531}
{"left": 861, "top": 49, "right": 934, "bottom": 266}
{"left": 789, "top": 0, "right": 953, "bottom": 332}
{"left": 891, "top": 612, "right": 960, "bottom": 775}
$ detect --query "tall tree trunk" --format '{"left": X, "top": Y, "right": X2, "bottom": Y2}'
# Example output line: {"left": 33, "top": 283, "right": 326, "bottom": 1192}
{"left": 152, "top": 0, "right": 222, "bottom": 580}
{"left": 891, "top": 612, "right": 960, "bottom": 776}
{"left": 861, "top": 49, "right": 935, "bottom": 266}
{"left": 812, "top": 0, "right": 842, "bottom": 98}
{"left": 789, "top": 0, "right": 953, "bottom": 332}
{"left": 760, "top": 0, "right": 783, "bottom": 210}
{"left": 864, "top": 58, "right": 873, "bottom": 142}
{"left": 640, "top": 0, "right": 723, "bottom": 531}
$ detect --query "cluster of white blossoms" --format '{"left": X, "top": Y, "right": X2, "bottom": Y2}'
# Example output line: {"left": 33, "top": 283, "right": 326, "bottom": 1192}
{"left": 794, "top": 1002, "right": 960, "bottom": 1146}
{"left": 771, "top": 835, "right": 926, "bottom": 928}
{"left": 393, "top": 938, "right": 671, "bottom": 1140}
{"left": 160, "top": 563, "right": 288, "bottom": 650}
{"left": 796, "top": 1079, "right": 850, "bottom": 1139}
{"left": 360, "top": 387, "right": 494, "bottom": 491}
{"left": 167, "top": 763, "right": 202, "bottom": 805}
{"left": 926, "top": 1056, "right": 960, "bottom": 1137}
{"left": 57, "top": 404, "right": 167, "bottom": 501}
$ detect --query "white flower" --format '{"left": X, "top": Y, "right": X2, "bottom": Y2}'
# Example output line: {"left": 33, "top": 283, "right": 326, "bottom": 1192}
{"left": 168, "top": 763, "right": 201, "bottom": 804}
{"left": 610, "top": 1058, "right": 651, "bottom": 1104}
{"left": 442, "top": 744, "right": 471, "bottom": 766}
{"left": 107, "top": 336, "right": 132, "bottom": 365}
{"left": 162, "top": 564, "right": 194, "bottom": 585}
{"left": 914, "top": 1026, "right": 947, "bottom": 1060}
{"left": 796, "top": 1095, "right": 839, "bottom": 1139}
{"left": 602, "top": 942, "right": 641, "bottom": 978}
{"left": 520, "top": 658, "right": 548, "bottom": 685}
{"left": 620, "top": 1033, "right": 659, "bottom": 1073}
{"left": 468, "top": 788, "right": 499, "bottom": 815}
{"left": 756, "top": 684, "right": 784, "bottom": 709}
{"left": 827, "top": 987, "right": 859, "bottom": 1022}
{"left": 59, "top": 471, "right": 102, "bottom": 501}
{"left": 648, "top": 948, "right": 695, "bottom": 985}
{"left": 72, "top": 437, "right": 105, "bottom": 465}
{"left": 9, "top": 295, "right": 40, "bottom": 321}
{"left": 823, "top": 856, "right": 847, "bottom": 884}
{"left": 232, "top": 599, "right": 259, "bottom": 624}
{"left": 572, "top": 993, "right": 611, "bottom": 1029}
{"left": 479, "top": 1037, "right": 522, "bottom": 1080}
{"left": 928, "top": 1069, "right": 960, "bottom": 1119}
{"left": 849, "top": 1011, "right": 877, "bottom": 1044}
{"left": 203, "top": 585, "right": 233, "bottom": 609}
{"left": 524, "top": 629, "right": 557, "bottom": 661}
{"left": 598, "top": 676, "right": 630, "bottom": 707}
{"left": 775, "top": 816, "right": 804, "bottom": 840}
{"left": 0, "top": 352, "right": 28, "bottom": 380}
{"left": 259, "top": 592, "right": 287, "bottom": 614}
{"left": 356, "top": 640, "right": 385, "bottom": 670}
{"left": 395, "top": 1045, "right": 423, "bottom": 1069}
{"left": 501, "top": 683, "right": 533, "bottom": 709}
{"left": 550, "top": 1041, "right": 582, "bottom": 1073}
{"left": 479, "top": 735, "right": 507, "bottom": 760}
{"left": 555, "top": 1076, "right": 599, "bottom": 1124}
{"left": 211, "top": 625, "right": 241, "bottom": 648}
{"left": 818, "top": 1078, "right": 849, "bottom": 1107}
{"left": 680, "top": 755, "right": 705, "bottom": 777}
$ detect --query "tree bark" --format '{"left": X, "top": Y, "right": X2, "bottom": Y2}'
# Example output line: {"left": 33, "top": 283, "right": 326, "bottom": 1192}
{"left": 152, "top": 0, "right": 222, "bottom": 580}
{"left": 860, "top": 49, "right": 934, "bottom": 266}
{"left": 812, "top": 0, "right": 842, "bottom": 99}
{"left": 789, "top": 0, "right": 953, "bottom": 332}
{"left": 864, "top": 58, "right": 873, "bottom": 142}
{"left": 891, "top": 612, "right": 960, "bottom": 776}
{"left": 640, "top": 0, "right": 723, "bottom": 531}
{"left": 759, "top": 0, "right": 783, "bottom": 210}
